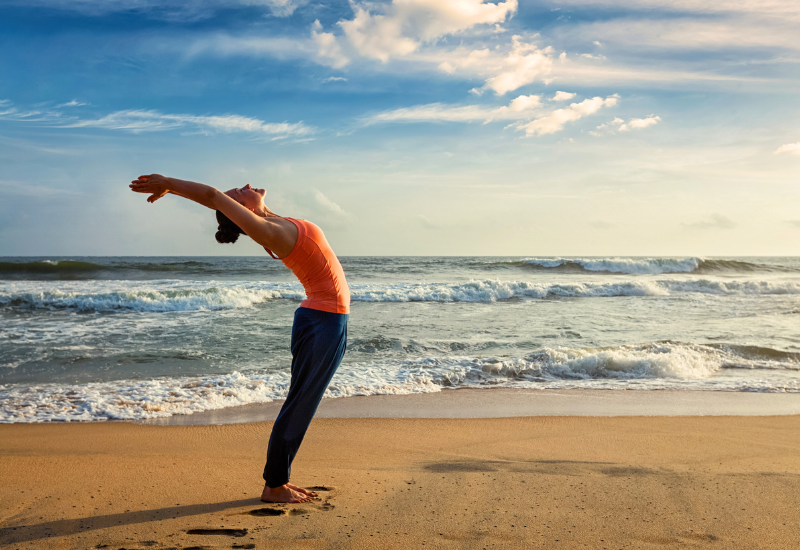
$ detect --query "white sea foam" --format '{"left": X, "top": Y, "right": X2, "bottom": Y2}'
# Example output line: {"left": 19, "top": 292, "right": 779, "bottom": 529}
{"left": 2, "top": 277, "right": 799, "bottom": 313}
{"left": 2, "top": 342, "right": 798, "bottom": 422}
{"left": 0, "top": 280, "right": 305, "bottom": 312}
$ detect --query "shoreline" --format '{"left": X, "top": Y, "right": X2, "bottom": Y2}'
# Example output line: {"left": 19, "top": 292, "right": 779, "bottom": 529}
{"left": 138, "top": 387, "right": 800, "bottom": 425}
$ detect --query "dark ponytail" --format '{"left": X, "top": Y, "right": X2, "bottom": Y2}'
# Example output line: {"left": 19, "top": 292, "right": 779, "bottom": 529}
{"left": 215, "top": 210, "right": 244, "bottom": 244}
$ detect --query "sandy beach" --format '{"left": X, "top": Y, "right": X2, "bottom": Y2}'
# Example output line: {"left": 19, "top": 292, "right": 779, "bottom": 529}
{"left": 2, "top": 391, "right": 800, "bottom": 549}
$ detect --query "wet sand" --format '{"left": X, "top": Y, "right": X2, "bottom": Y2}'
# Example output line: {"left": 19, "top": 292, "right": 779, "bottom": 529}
{"left": 2, "top": 406, "right": 800, "bottom": 548}
{"left": 142, "top": 388, "right": 800, "bottom": 425}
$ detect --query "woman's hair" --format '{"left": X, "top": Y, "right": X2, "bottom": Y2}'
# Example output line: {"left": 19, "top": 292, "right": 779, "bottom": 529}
{"left": 215, "top": 210, "right": 244, "bottom": 244}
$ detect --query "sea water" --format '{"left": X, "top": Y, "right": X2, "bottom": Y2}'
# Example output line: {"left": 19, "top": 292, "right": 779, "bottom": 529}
{"left": 1, "top": 256, "right": 798, "bottom": 422}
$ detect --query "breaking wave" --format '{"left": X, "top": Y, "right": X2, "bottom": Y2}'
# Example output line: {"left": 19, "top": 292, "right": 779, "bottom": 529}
{"left": 2, "top": 342, "right": 798, "bottom": 422}
{"left": 2, "top": 277, "right": 799, "bottom": 312}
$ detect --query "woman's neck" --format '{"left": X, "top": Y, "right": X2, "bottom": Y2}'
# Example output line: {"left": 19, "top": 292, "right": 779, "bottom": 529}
{"left": 258, "top": 205, "right": 279, "bottom": 218}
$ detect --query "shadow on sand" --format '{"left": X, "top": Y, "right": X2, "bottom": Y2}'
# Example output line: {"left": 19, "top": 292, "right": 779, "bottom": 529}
{"left": 0, "top": 498, "right": 257, "bottom": 544}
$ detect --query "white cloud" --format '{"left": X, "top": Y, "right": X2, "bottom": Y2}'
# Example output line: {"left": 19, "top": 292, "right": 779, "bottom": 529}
{"left": 322, "top": 76, "right": 348, "bottom": 83}
{"left": 775, "top": 142, "right": 800, "bottom": 155}
{"left": 473, "top": 36, "right": 554, "bottom": 95}
{"left": 362, "top": 94, "right": 541, "bottom": 125}
{"left": 590, "top": 114, "right": 660, "bottom": 135}
{"left": 185, "top": 4, "right": 555, "bottom": 97}
{"left": 339, "top": 7, "right": 418, "bottom": 62}
{"left": 436, "top": 37, "right": 555, "bottom": 96}
{"left": 338, "top": 0, "right": 518, "bottom": 62}
{"left": 551, "top": 91, "right": 576, "bottom": 101}
{"left": 56, "top": 100, "right": 87, "bottom": 108}
{"left": 511, "top": 95, "right": 618, "bottom": 137}
{"left": 619, "top": 114, "right": 661, "bottom": 131}
{"left": 312, "top": 20, "right": 350, "bottom": 68}
{"left": 62, "top": 109, "right": 312, "bottom": 138}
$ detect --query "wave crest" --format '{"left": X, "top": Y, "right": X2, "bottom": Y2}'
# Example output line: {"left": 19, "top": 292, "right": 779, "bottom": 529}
{"left": 517, "top": 257, "right": 794, "bottom": 274}
{"left": 2, "top": 277, "right": 799, "bottom": 312}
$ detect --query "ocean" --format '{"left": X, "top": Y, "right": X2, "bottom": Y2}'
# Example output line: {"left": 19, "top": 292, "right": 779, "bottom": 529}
{"left": 1, "top": 256, "right": 798, "bottom": 422}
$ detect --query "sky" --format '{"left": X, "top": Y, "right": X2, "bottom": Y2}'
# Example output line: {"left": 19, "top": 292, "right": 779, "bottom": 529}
{"left": 0, "top": 0, "right": 798, "bottom": 257}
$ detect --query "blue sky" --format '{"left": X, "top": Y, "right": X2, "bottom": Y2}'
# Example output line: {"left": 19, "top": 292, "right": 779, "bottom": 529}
{"left": 1, "top": 0, "right": 798, "bottom": 256}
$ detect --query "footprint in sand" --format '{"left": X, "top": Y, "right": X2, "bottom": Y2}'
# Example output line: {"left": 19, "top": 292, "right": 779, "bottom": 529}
{"left": 248, "top": 507, "right": 286, "bottom": 517}
{"left": 185, "top": 528, "right": 248, "bottom": 537}
{"left": 248, "top": 498, "right": 335, "bottom": 518}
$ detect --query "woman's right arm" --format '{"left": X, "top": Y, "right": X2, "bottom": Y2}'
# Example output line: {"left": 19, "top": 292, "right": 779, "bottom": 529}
{"left": 129, "top": 174, "right": 296, "bottom": 254}
{"left": 130, "top": 174, "right": 217, "bottom": 207}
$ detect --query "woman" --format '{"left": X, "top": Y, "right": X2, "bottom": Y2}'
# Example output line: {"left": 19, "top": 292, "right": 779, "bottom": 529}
{"left": 129, "top": 174, "right": 350, "bottom": 504}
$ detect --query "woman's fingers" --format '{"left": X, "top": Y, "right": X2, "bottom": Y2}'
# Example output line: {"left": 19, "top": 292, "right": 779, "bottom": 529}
{"left": 129, "top": 175, "right": 165, "bottom": 201}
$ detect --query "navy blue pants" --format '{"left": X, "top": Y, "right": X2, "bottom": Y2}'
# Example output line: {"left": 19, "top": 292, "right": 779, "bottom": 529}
{"left": 263, "top": 307, "right": 348, "bottom": 488}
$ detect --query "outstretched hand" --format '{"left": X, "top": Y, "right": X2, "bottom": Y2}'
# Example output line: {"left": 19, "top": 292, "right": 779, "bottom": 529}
{"left": 129, "top": 174, "right": 170, "bottom": 203}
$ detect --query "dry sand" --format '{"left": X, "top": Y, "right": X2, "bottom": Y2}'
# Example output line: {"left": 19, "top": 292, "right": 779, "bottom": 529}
{"left": 2, "top": 412, "right": 800, "bottom": 549}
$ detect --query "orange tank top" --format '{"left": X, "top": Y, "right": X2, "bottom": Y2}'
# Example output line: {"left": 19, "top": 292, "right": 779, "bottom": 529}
{"left": 266, "top": 218, "right": 350, "bottom": 314}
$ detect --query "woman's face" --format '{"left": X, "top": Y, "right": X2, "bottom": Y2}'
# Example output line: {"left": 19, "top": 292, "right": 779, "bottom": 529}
{"left": 225, "top": 184, "right": 267, "bottom": 211}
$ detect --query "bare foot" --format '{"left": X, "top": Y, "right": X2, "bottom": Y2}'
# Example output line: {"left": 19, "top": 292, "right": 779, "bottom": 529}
{"left": 287, "top": 483, "right": 318, "bottom": 498}
{"left": 261, "top": 483, "right": 314, "bottom": 503}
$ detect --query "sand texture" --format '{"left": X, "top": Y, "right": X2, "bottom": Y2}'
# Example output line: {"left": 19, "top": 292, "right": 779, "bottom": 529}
{"left": 2, "top": 416, "right": 800, "bottom": 549}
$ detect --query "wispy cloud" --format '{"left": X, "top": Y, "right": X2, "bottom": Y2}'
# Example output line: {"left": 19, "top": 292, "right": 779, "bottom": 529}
{"left": 557, "top": 18, "right": 800, "bottom": 53}
{"left": 775, "top": 142, "right": 800, "bottom": 155}
{"left": 10, "top": 0, "right": 307, "bottom": 20}
{"left": 312, "top": 189, "right": 353, "bottom": 226}
{"left": 417, "top": 214, "right": 442, "bottom": 229}
{"left": 253, "top": 0, "right": 308, "bottom": 18}
{"left": 0, "top": 101, "right": 313, "bottom": 139}
{"left": 0, "top": 179, "right": 80, "bottom": 197}
{"left": 362, "top": 94, "right": 541, "bottom": 125}
{"left": 551, "top": 0, "right": 800, "bottom": 22}
{"left": 70, "top": 110, "right": 313, "bottom": 138}
{"left": 314, "top": 189, "right": 348, "bottom": 215}
{"left": 591, "top": 114, "right": 661, "bottom": 135}
{"left": 55, "top": 100, "right": 87, "bottom": 108}
{"left": 510, "top": 95, "right": 618, "bottom": 137}
{"left": 322, "top": 76, "right": 348, "bottom": 83}
{"left": 684, "top": 213, "right": 737, "bottom": 230}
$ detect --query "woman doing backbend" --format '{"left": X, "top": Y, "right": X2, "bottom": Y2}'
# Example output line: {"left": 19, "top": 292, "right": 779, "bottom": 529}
{"left": 129, "top": 174, "right": 350, "bottom": 504}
